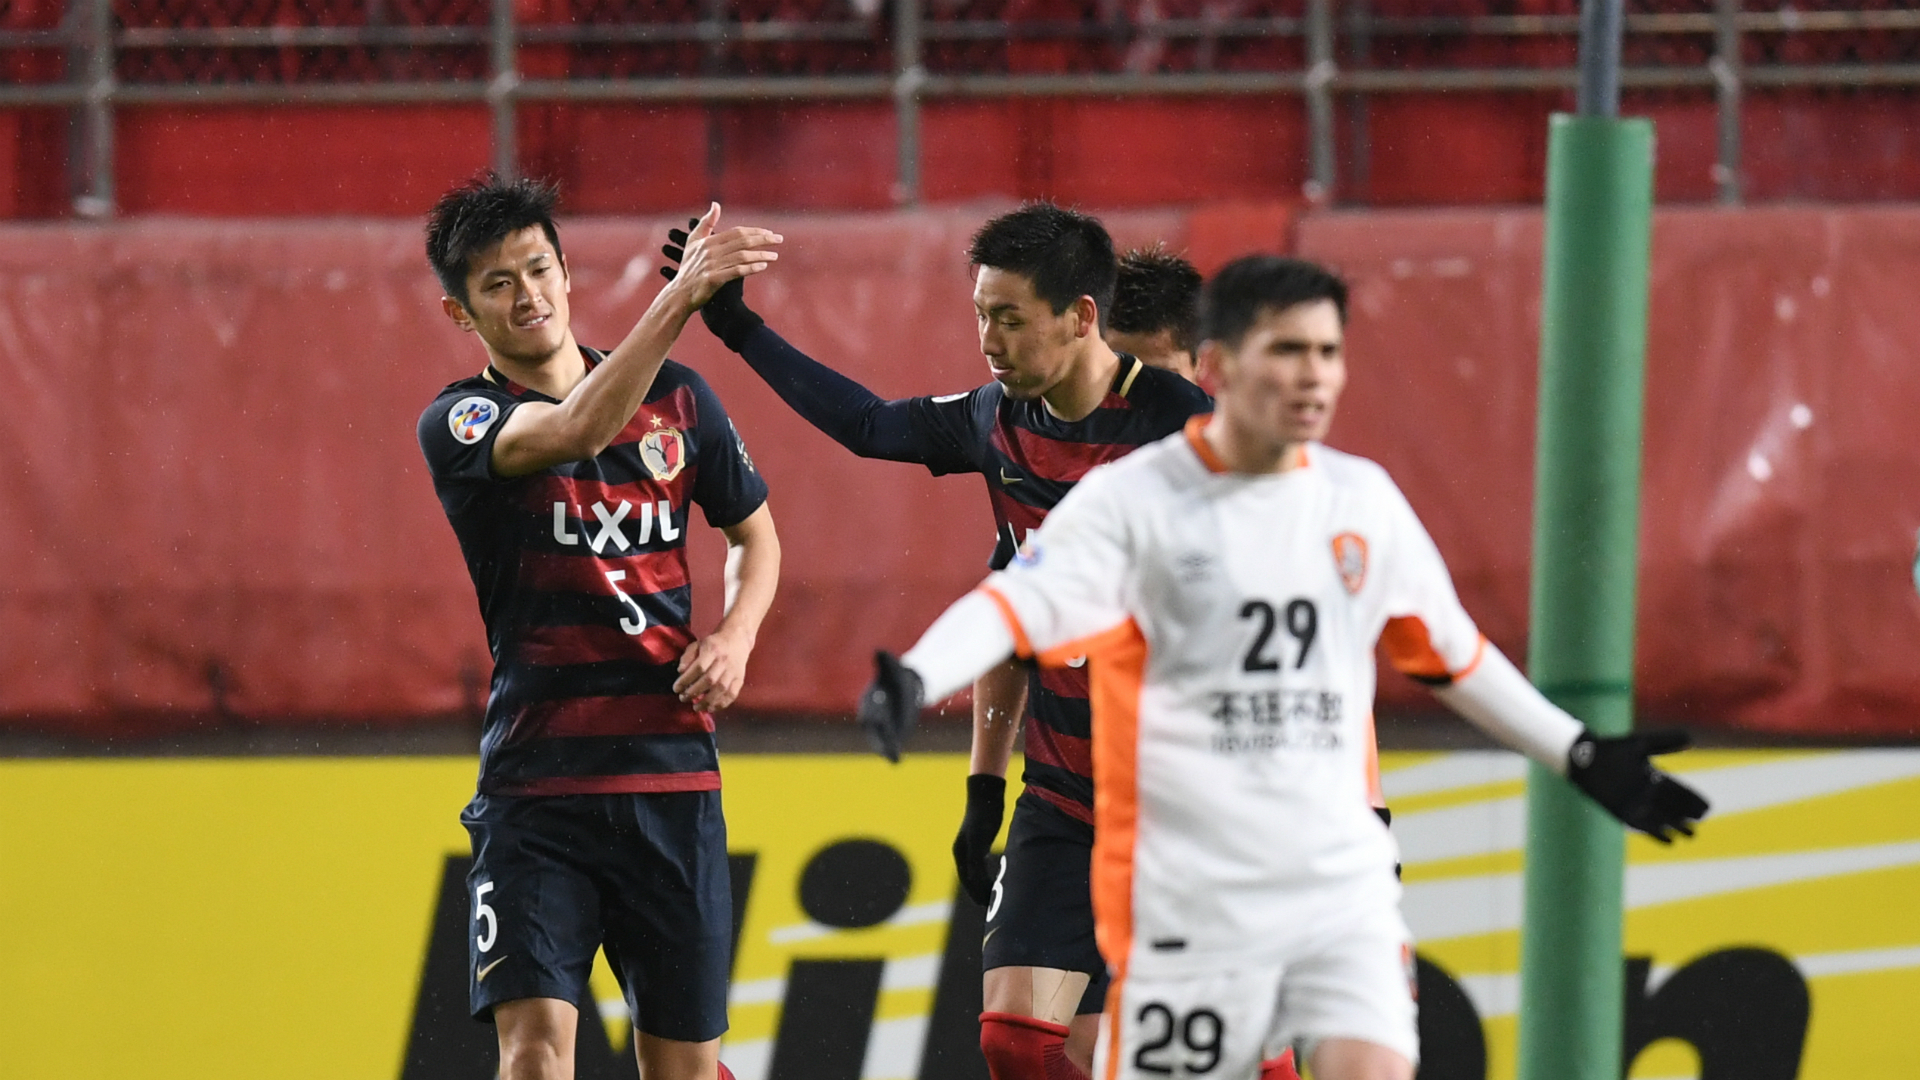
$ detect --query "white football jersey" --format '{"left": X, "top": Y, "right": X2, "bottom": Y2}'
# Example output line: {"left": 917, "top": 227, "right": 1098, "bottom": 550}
{"left": 980, "top": 420, "right": 1486, "bottom": 973}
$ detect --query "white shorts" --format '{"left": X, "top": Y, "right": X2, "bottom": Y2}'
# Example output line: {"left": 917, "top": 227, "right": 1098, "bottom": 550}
{"left": 1095, "top": 914, "right": 1419, "bottom": 1080}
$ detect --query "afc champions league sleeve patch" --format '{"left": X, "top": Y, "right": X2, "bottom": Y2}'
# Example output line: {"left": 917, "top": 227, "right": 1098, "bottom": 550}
{"left": 639, "top": 425, "right": 688, "bottom": 481}
{"left": 448, "top": 396, "right": 501, "bottom": 445}
{"left": 1332, "top": 531, "right": 1369, "bottom": 594}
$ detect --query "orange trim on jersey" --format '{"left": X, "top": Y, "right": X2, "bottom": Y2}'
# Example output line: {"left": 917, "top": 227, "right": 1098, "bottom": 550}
{"left": 1103, "top": 986, "right": 1128, "bottom": 1080}
{"left": 1087, "top": 618, "right": 1149, "bottom": 1059}
{"left": 1382, "top": 616, "right": 1487, "bottom": 684}
{"left": 976, "top": 586, "right": 1035, "bottom": 659}
{"left": 1363, "top": 710, "right": 1384, "bottom": 809}
{"left": 1182, "top": 415, "right": 1311, "bottom": 474}
{"left": 1183, "top": 416, "right": 1230, "bottom": 474}
{"left": 1381, "top": 615, "right": 1449, "bottom": 681}
{"left": 1456, "top": 634, "right": 1489, "bottom": 681}
{"left": 1035, "top": 618, "right": 1140, "bottom": 670}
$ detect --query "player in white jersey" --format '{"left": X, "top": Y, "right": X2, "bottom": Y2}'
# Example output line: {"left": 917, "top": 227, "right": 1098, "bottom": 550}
{"left": 855, "top": 256, "right": 1709, "bottom": 1080}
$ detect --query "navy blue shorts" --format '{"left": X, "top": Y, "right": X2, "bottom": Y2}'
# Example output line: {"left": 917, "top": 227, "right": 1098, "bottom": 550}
{"left": 982, "top": 792, "right": 1110, "bottom": 1015}
{"left": 461, "top": 788, "right": 731, "bottom": 1042}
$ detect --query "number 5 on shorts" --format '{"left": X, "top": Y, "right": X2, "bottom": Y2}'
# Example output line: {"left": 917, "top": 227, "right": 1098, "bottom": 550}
{"left": 475, "top": 881, "right": 498, "bottom": 952}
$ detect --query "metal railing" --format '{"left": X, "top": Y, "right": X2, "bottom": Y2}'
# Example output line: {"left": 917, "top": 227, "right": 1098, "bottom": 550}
{"left": 4, "top": 0, "right": 1918, "bottom": 215}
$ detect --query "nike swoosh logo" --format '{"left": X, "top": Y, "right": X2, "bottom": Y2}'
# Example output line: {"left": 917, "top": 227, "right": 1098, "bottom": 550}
{"left": 477, "top": 956, "right": 509, "bottom": 982}
{"left": 982, "top": 927, "right": 1000, "bottom": 947}
{"left": 999, "top": 468, "right": 1022, "bottom": 485}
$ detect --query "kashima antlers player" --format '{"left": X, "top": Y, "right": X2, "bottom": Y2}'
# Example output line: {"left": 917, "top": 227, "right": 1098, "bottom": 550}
{"left": 859, "top": 256, "right": 1709, "bottom": 1080}
{"left": 666, "top": 203, "right": 1210, "bottom": 1080}
{"left": 418, "top": 177, "right": 781, "bottom": 1080}
{"left": 1104, "top": 246, "right": 1205, "bottom": 382}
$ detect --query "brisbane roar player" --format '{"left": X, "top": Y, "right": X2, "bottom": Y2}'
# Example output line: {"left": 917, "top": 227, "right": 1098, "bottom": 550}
{"left": 417, "top": 176, "right": 782, "bottom": 1080}
{"left": 1106, "top": 244, "right": 1303, "bottom": 1080}
{"left": 858, "top": 256, "right": 1710, "bottom": 1080}
{"left": 664, "top": 203, "right": 1210, "bottom": 1080}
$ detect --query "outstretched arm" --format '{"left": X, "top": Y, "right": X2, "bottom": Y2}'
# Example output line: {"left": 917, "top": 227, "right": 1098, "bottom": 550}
{"left": 855, "top": 589, "right": 1020, "bottom": 762}
{"left": 732, "top": 325, "right": 930, "bottom": 462}
{"left": 1432, "top": 643, "right": 1709, "bottom": 843}
{"left": 660, "top": 228, "right": 944, "bottom": 464}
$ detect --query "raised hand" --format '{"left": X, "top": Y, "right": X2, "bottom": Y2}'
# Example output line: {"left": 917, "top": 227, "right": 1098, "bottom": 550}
{"left": 657, "top": 203, "right": 781, "bottom": 317}
{"left": 660, "top": 210, "right": 767, "bottom": 350}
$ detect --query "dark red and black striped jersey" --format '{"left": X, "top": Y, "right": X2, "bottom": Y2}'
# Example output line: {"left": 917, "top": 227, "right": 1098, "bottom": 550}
{"left": 417, "top": 349, "right": 768, "bottom": 798}
{"left": 903, "top": 355, "right": 1212, "bottom": 821}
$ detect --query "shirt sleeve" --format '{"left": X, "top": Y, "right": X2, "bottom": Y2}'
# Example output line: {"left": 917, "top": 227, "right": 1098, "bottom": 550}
{"left": 687, "top": 373, "right": 771, "bottom": 529}
{"left": 977, "top": 465, "right": 1134, "bottom": 665}
{"left": 417, "top": 386, "right": 521, "bottom": 484}
{"left": 900, "top": 387, "right": 989, "bottom": 477}
{"left": 1376, "top": 475, "right": 1486, "bottom": 685}
{"left": 733, "top": 323, "right": 980, "bottom": 475}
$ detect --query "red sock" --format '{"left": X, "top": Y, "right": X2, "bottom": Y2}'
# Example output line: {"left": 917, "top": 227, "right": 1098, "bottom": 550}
{"left": 980, "top": 1011, "right": 1091, "bottom": 1080}
{"left": 1259, "top": 1047, "right": 1301, "bottom": 1080}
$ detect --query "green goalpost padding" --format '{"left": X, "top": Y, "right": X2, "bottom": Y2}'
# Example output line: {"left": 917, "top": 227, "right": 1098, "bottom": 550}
{"left": 1517, "top": 112, "right": 1656, "bottom": 1080}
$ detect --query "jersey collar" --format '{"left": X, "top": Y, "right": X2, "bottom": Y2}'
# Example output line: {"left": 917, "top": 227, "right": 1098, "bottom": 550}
{"left": 480, "top": 345, "right": 602, "bottom": 400}
{"left": 1183, "top": 415, "right": 1313, "bottom": 474}
{"left": 1111, "top": 353, "right": 1146, "bottom": 399}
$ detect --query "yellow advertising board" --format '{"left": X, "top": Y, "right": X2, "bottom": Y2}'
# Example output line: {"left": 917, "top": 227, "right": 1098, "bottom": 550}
{"left": 0, "top": 750, "right": 1915, "bottom": 1079}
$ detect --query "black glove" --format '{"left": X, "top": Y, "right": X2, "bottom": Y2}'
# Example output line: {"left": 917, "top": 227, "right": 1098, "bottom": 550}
{"left": 952, "top": 774, "right": 1007, "bottom": 907}
{"left": 857, "top": 650, "right": 925, "bottom": 763}
{"left": 1565, "top": 729, "right": 1710, "bottom": 843}
{"left": 659, "top": 217, "right": 765, "bottom": 351}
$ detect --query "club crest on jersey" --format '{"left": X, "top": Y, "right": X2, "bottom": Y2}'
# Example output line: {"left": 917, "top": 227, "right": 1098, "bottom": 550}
{"left": 448, "top": 396, "right": 499, "bottom": 445}
{"left": 1331, "top": 532, "right": 1369, "bottom": 594}
{"left": 639, "top": 426, "right": 687, "bottom": 481}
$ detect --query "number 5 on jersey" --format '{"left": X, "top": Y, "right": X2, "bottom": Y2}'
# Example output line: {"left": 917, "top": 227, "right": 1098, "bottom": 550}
{"left": 605, "top": 570, "right": 648, "bottom": 635}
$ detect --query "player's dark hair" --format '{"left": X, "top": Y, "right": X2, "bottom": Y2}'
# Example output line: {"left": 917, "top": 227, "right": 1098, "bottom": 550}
{"left": 967, "top": 203, "right": 1117, "bottom": 326}
{"left": 1199, "top": 256, "right": 1348, "bottom": 347}
{"left": 1111, "top": 245, "right": 1204, "bottom": 352}
{"left": 425, "top": 173, "right": 564, "bottom": 309}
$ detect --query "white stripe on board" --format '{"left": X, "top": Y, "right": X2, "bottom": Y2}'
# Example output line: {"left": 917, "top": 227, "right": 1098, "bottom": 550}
{"left": 1433, "top": 941, "right": 1920, "bottom": 1022}
{"left": 1406, "top": 838, "right": 1920, "bottom": 942}
{"left": 1795, "top": 943, "right": 1920, "bottom": 978}
{"left": 730, "top": 975, "right": 786, "bottom": 1006}
{"left": 1396, "top": 751, "right": 1920, "bottom": 867}
{"left": 1380, "top": 752, "right": 1528, "bottom": 800}
{"left": 720, "top": 1038, "right": 772, "bottom": 1080}
{"left": 861, "top": 1015, "right": 932, "bottom": 1080}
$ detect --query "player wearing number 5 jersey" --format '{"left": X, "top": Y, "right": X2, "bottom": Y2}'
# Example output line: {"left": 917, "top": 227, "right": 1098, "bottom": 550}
{"left": 858, "top": 256, "right": 1709, "bottom": 1080}
{"left": 417, "top": 176, "right": 783, "bottom": 1080}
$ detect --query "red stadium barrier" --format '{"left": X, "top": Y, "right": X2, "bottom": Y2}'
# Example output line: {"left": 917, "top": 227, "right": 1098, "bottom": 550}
{"left": 1300, "top": 205, "right": 1920, "bottom": 736}
{"left": 0, "top": 204, "right": 1915, "bottom": 737}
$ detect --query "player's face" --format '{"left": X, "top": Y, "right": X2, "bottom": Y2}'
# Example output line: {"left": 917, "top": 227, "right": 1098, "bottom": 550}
{"left": 973, "top": 267, "right": 1087, "bottom": 400}
{"left": 447, "top": 225, "right": 572, "bottom": 366}
{"left": 1213, "top": 298, "right": 1345, "bottom": 447}
{"left": 1105, "top": 327, "right": 1197, "bottom": 383}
